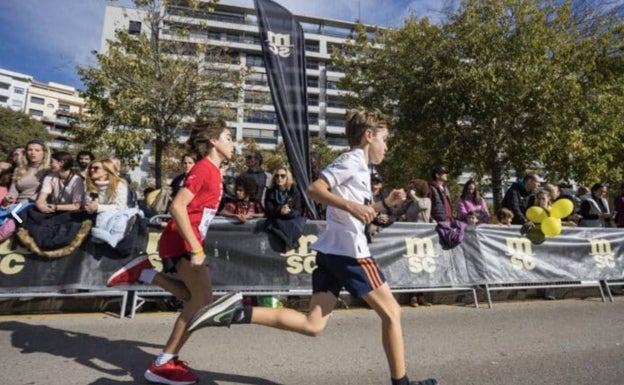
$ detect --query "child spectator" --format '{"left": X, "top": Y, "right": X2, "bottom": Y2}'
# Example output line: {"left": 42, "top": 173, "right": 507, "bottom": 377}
{"left": 466, "top": 210, "right": 479, "bottom": 225}
{"left": 496, "top": 208, "right": 514, "bottom": 225}
{"left": 220, "top": 174, "right": 264, "bottom": 223}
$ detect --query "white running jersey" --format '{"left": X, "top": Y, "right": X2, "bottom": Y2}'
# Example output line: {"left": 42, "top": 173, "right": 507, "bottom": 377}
{"left": 312, "top": 148, "right": 372, "bottom": 259}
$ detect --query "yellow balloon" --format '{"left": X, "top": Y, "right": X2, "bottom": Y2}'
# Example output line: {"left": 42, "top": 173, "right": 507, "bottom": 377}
{"left": 541, "top": 217, "right": 562, "bottom": 237}
{"left": 550, "top": 198, "right": 574, "bottom": 219}
{"left": 526, "top": 206, "right": 548, "bottom": 224}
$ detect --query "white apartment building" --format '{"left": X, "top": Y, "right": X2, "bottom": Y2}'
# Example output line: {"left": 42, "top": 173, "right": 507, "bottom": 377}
{"left": 25, "top": 81, "right": 85, "bottom": 149}
{"left": 0, "top": 68, "right": 32, "bottom": 112}
{"left": 101, "top": 2, "right": 376, "bottom": 150}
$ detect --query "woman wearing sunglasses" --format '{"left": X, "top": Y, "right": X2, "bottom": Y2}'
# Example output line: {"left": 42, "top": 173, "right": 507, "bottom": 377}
{"left": 84, "top": 158, "right": 128, "bottom": 214}
{"left": 264, "top": 166, "right": 305, "bottom": 250}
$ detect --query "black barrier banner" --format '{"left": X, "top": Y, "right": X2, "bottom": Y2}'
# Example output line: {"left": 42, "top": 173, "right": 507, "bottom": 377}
{"left": 2, "top": 220, "right": 624, "bottom": 293}
{"left": 254, "top": 0, "right": 317, "bottom": 218}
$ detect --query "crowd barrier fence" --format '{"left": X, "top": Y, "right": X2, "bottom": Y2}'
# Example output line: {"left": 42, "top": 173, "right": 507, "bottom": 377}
{"left": 1, "top": 219, "right": 623, "bottom": 317}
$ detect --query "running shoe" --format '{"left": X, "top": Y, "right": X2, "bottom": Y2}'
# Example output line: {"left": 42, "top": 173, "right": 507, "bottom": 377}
{"left": 187, "top": 291, "right": 243, "bottom": 332}
{"left": 106, "top": 254, "right": 152, "bottom": 287}
{"left": 144, "top": 358, "right": 198, "bottom": 385}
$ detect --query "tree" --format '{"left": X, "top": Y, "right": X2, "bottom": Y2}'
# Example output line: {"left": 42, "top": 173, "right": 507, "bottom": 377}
{"left": 0, "top": 107, "right": 50, "bottom": 158}
{"left": 76, "top": 0, "right": 245, "bottom": 187}
{"left": 335, "top": 0, "right": 624, "bottom": 211}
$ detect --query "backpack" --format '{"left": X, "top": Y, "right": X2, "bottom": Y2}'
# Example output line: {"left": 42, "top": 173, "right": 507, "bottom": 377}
{"left": 150, "top": 185, "right": 172, "bottom": 215}
{"left": 435, "top": 219, "right": 466, "bottom": 250}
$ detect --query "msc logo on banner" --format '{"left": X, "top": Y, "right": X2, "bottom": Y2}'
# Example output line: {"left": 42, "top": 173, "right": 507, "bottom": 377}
{"left": 266, "top": 31, "right": 293, "bottom": 57}
{"left": 403, "top": 237, "right": 437, "bottom": 274}
{"left": 589, "top": 238, "right": 615, "bottom": 269}
{"left": 0, "top": 239, "right": 26, "bottom": 275}
{"left": 505, "top": 237, "right": 536, "bottom": 270}
{"left": 282, "top": 234, "right": 318, "bottom": 274}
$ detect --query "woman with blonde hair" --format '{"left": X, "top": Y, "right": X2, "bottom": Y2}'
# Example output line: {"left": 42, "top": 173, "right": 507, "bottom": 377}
{"left": 84, "top": 158, "right": 128, "bottom": 214}
{"left": 4, "top": 139, "right": 51, "bottom": 204}
{"left": 264, "top": 167, "right": 301, "bottom": 218}
{"left": 264, "top": 166, "right": 305, "bottom": 250}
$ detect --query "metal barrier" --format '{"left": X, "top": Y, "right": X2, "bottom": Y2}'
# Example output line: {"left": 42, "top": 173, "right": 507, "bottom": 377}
{"left": 0, "top": 290, "right": 129, "bottom": 319}
{"left": 483, "top": 281, "right": 606, "bottom": 309}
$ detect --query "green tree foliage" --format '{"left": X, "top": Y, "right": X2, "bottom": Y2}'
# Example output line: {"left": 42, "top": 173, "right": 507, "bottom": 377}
{"left": 0, "top": 107, "right": 50, "bottom": 158}
{"left": 335, "top": 0, "right": 624, "bottom": 210}
{"left": 76, "top": 0, "right": 245, "bottom": 187}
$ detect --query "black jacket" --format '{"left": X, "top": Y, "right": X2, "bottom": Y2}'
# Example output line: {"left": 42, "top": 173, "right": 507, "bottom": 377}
{"left": 502, "top": 182, "right": 533, "bottom": 225}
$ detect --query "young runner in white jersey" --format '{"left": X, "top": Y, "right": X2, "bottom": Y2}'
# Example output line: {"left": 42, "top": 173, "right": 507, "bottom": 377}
{"left": 187, "top": 108, "right": 437, "bottom": 385}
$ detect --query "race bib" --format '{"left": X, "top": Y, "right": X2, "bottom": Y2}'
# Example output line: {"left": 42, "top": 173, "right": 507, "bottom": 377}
{"left": 198, "top": 208, "right": 217, "bottom": 237}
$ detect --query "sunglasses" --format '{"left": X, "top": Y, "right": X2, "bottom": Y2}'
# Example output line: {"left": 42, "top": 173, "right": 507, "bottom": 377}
{"left": 89, "top": 166, "right": 101, "bottom": 172}
{"left": 275, "top": 174, "right": 287, "bottom": 179}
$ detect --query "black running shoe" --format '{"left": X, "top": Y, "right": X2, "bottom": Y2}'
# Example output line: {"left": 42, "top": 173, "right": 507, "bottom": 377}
{"left": 410, "top": 379, "right": 438, "bottom": 385}
{"left": 187, "top": 292, "right": 243, "bottom": 332}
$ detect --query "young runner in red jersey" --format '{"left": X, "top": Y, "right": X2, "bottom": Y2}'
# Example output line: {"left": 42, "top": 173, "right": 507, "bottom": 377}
{"left": 107, "top": 117, "right": 234, "bottom": 385}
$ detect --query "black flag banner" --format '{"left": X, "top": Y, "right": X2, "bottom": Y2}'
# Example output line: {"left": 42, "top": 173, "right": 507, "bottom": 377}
{"left": 254, "top": 0, "right": 318, "bottom": 218}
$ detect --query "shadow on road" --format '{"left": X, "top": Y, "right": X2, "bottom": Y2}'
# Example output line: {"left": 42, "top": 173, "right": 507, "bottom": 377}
{"left": 0, "top": 321, "right": 282, "bottom": 385}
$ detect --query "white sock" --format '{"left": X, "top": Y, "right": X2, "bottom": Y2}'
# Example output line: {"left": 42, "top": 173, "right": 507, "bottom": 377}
{"left": 155, "top": 353, "right": 177, "bottom": 366}
{"left": 139, "top": 268, "right": 157, "bottom": 284}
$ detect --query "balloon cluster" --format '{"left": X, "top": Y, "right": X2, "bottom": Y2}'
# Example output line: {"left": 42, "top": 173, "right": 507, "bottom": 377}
{"left": 525, "top": 198, "right": 574, "bottom": 237}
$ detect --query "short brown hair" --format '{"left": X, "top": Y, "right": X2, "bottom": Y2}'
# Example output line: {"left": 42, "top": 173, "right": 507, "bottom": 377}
{"left": 496, "top": 207, "right": 514, "bottom": 221}
{"left": 187, "top": 117, "right": 228, "bottom": 158}
{"left": 411, "top": 179, "right": 429, "bottom": 198}
{"left": 345, "top": 108, "right": 391, "bottom": 147}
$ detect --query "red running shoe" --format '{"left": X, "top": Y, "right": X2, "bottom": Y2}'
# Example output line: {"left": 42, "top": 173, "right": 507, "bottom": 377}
{"left": 106, "top": 254, "right": 152, "bottom": 287}
{"left": 144, "top": 358, "right": 198, "bottom": 385}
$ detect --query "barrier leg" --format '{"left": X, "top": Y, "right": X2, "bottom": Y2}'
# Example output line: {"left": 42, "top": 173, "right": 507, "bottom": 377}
{"left": 470, "top": 287, "right": 479, "bottom": 309}
{"left": 601, "top": 281, "right": 612, "bottom": 302}
{"left": 485, "top": 283, "right": 493, "bottom": 309}
{"left": 119, "top": 291, "right": 128, "bottom": 319}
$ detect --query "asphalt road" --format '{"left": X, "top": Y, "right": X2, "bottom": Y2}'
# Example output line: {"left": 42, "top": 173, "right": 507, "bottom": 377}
{"left": 1, "top": 298, "right": 623, "bottom": 385}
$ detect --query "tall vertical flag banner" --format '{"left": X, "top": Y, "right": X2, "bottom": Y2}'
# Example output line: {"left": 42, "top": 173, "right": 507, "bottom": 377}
{"left": 254, "top": 0, "right": 318, "bottom": 219}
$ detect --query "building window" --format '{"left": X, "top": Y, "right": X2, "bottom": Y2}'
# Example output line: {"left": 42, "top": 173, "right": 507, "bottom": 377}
{"left": 243, "top": 110, "right": 276, "bottom": 124}
{"left": 305, "top": 40, "right": 320, "bottom": 53}
{"left": 30, "top": 96, "right": 45, "bottom": 105}
{"left": 0, "top": 96, "right": 8, "bottom": 103}
{"left": 306, "top": 61, "right": 319, "bottom": 70}
{"left": 29, "top": 109, "right": 44, "bottom": 117}
{"left": 327, "top": 96, "right": 343, "bottom": 108}
{"left": 244, "top": 91, "right": 271, "bottom": 105}
{"left": 327, "top": 134, "right": 348, "bottom": 147}
{"left": 244, "top": 73, "right": 268, "bottom": 87}
{"left": 326, "top": 79, "right": 340, "bottom": 90}
{"left": 243, "top": 128, "right": 277, "bottom": 144}
{"left": 14, "top": 87, "right": 24, "bottom": 94}
{"left": 245, "top": 54, "right": 264, "bottom": 68}
{"left": 58, "top": 103, "right": 70, "bottom": 111}
{"left": 129, "top": 20, "right": 142, "bottom": 35}
{"left": 0, "top": 82, "right": 9, "bottom": 90}
{"left": 326, "top": 118, "right": 345, "bottom": 127}
{"left": 307, "top": 78, "right": 319, "bottom": 88}
{"left": 12, "top": 100, "right": 22, "bottom": 109}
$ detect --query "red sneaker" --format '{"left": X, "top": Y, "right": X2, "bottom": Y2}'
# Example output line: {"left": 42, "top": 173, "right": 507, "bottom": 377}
{"left": 144, "top": 358, "right": 198, "bottom": 385}
{"left": 106, "top": 254, "right": 152, "bottom": 287}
